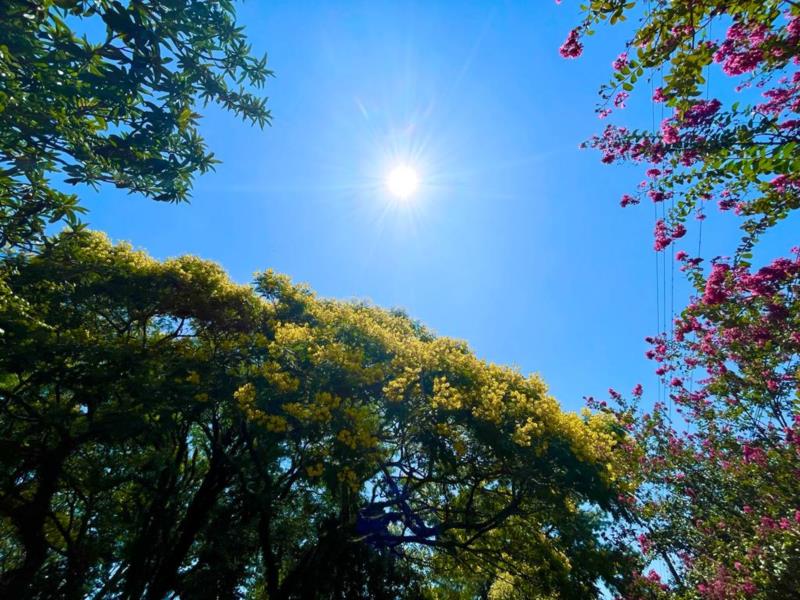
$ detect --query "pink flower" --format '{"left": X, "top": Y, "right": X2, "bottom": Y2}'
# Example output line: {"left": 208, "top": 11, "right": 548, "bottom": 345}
{"left": 612, "top": 52, "right": 628, "bottom": 71}
{"left": 714, "top": 22, "right": 768, "bottom": 75}
{"left": 682, "top": 99, "right": 722, "bottom": 126}
{"left": 789, "top": 16, "right": 800, "bottom": 40}
{"left": 654, "top": 219, "right": 671, "bottom": 251}
{"left": 645, "top": 570, "right": 667, "bottom": 591}
{"left": 703, "top": 263, "right": 730, "bottom": 304}
{"left": 661, "top": 120, "right": 680, "bottom": 144}
{"left": 559, "top": 28, "right": 583, "bottom": 58}
{"left": 758, "top": 87, "right": 799, "bottom": 116}
{"left": 771, "top": 174, "right": 798, "bottom": 192}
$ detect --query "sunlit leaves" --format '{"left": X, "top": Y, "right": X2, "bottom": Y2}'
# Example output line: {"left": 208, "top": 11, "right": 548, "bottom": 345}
{"left": 0, "top": 0, "right": 272, "bottom": 251}
{"left": 0, "top": 232, "right": 634, "bottom": 597}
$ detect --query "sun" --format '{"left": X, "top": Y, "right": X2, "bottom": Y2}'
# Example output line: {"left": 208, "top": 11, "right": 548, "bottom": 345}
{"left": 386, "top": 165, "right": 419, "bottom": 199}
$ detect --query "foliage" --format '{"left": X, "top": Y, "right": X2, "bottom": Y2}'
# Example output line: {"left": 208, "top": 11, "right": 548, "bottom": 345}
{"left": 562, "top": 0, "right": 800, "bottom": 597}
{"left": 0, "top": 0, "right": 271, "bottom": 250}
{"left": 0, "top": 231, "right": 636, "bottom": 598}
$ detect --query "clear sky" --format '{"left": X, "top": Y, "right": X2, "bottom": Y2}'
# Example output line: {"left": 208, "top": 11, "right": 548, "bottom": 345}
{"left": 77, "top": 0, "right": 772, "bottom": 413}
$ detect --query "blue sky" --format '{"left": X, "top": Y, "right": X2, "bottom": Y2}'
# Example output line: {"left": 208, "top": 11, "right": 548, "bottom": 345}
{"left": 77, "top": 1, "right": 770, "bottom": 412}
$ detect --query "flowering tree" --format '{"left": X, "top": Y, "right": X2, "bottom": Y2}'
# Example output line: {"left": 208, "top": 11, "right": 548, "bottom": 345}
{"left": 0, "top": 231, "right": 636, "bottom": 598}
{"left": 561, "top": 0, "right": 800, "bottom": 597}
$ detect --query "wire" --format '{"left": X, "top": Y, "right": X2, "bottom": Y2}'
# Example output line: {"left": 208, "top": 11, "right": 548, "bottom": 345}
{"left": 648, "top": 5, "right": 663, "bottom": 409}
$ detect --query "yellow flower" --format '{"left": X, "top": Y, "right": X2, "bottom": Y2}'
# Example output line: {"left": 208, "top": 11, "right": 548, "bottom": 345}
{"left": 337, "top": 429, "right": 356, "bottom": 449}
{"left": 306, "top": 462, "right": 324, "bottom": 477}
{"left": 431, "top": 376, "right": 463, "bottom": 410}
{"left": 234, "top": 383, "right": 256, "bottom": 404}
{"left": 262, "top": 414, "right": 288, "bottom": 433}
{"left": 337, "top": 467, "right": 360, "bottom": 492}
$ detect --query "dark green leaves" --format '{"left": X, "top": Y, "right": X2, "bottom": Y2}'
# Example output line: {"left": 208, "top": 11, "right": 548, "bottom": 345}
{"left": 0, "top": 0, "right": 272, "bottom": 252}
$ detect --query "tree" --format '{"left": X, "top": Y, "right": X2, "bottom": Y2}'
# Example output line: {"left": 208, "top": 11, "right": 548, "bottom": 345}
{"left": 1, "top": 231, "right": 635, "bottom": 598}
{"left": 561, "top": 1, "right": 800, "bottom": 597}
{"left": 0, "top": 0, "right": 271, "bottom": 250}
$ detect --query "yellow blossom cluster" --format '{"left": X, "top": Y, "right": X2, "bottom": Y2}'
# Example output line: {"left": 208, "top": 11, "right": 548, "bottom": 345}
{"left": 382, "top": 365, "right": 422, "bottom": 402}
{"left": 283, "top": 391, "right": 341, "bottom": 423}
{"left": 305, "top": 462, "right": 324, "bottom": 478}
{"left": 431, "top": 376, "right": 463, "bottom": 410}
{"left": 310, "top": 342, "right": 383, "bottom": 383}
{"left": 536, "top": 408, "right": 624, "bottom": 481}
{"left": 336, "top": 466, "right": 360, "bottom": 492}
{"left": 511, "top": 417, "right": 544, "bottom": 447}
{"left": 259, "top": 361, "right": 299, "bottom": 393}
{"left": 233, "top": 382, "right": 256, "bottom": 405}
{"left": 434, "top": 422, "right": 468, "bottom": 456}
{"left": 234, "top": 383, "right": 288, "bottom": 433}
{"left": 471, "top": 377, "right": 511, "bottom": 423}
{"left": 336, "top": 429, "right": 358, "bottom": 449}
{"left": 260, "top": 414, "right": 289, "bottom": 433}
{"left": 336, "top": 404, "right": 380, "bottom": 450}
{"left": 271, "top": 322, "right": 312, "bottom": 352}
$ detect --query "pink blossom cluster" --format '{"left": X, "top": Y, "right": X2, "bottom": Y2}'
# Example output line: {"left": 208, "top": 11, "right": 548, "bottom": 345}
{"left": 700, "top": 255, "right": 800, "bottom": 306}
{"left": 612, "top": 52, "right": 628, "bottom": 71}
{"left": 696, "top": 567, "right": 757, "bottom": 599}
{"left": 713, "top": 22, "right": 771, "bottom": 76}
{"left": 653, "top": 218, "right": 685, "bottom": 251}
{"left": 703, "top": 263, "right": 731, "bottom": 304}
{"left": 681, "top": 99, "right": 722, "bottom": 127}
{"left": 660, "top": 120, "right": 680, "bottom": 144}
{"left": 757, "top": 70, "right": 800, "bottom": 116}
{"left": 770, "top": 173, "right": 800, "bottom": 193}
{"left": 559, "top": 28, "right": 583, "bottom": 58}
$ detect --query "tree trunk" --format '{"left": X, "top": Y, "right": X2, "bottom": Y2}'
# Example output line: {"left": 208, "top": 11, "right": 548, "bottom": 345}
{"left": 144, "top": 454, "right": 228, "bottom": 600}
{"left": 0, "top": 447, "right": 66, "bottom": 596}
{"left": 258, "top": 509, "right": 280, "bottom": 600}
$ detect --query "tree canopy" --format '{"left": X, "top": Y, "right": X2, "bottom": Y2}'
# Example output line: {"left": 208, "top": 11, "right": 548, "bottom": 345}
{"left": 561, "top": 1, "right": 800, "bottom": 596}
{"left": 0, "top": 0, "right": 271, "bottom": 250}
{"left": 3, "top": 0, "right": 798, "bottom": 596}
{"left": 0, "top": 231, "right": 635, "bottom": 598}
